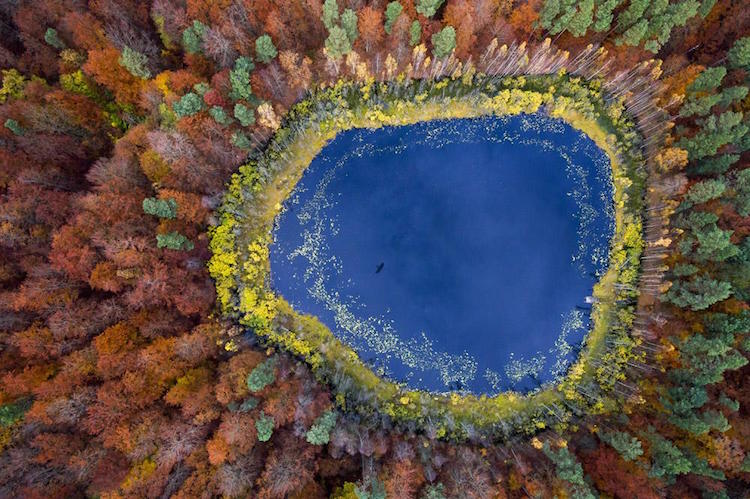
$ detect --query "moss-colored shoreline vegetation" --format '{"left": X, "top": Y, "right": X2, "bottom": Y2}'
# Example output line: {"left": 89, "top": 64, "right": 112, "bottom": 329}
{"left": 209, "top": 72, "right": 647, "bottom": 440}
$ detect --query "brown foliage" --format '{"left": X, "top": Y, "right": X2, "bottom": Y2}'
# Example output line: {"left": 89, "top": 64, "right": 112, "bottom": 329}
{"left": 84, "top": 47, "right": 144, "bottom": 106}
{"left": 257, "top": 433, "right": 318, "bottom": 498}
{"left": 359, "top": 6, "right": 384, "bottom": 53}
{"left": 383, "top": 458, "right": 425, "bottom": 499}
{"left": 582, "top": 447, "right": 660, "bottom": 499}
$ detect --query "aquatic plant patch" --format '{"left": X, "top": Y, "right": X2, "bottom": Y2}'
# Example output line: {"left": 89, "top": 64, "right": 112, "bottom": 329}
{"left": 209, "top": 73, "right": 647, "bottom": 440}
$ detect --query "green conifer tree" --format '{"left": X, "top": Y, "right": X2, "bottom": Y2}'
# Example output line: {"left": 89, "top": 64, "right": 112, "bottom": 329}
{"left": 255, "top": 34, "right": 278, "bottom": 64}
{"left": 142, "top": 197, "right": 178, "bottom": 219}
{"left": 246, "top": 357, "right": 277, "bottom": 392}
{"left": 431, "top": 26, "right": 456, "bottom": 59}
{"left": 118, "top": 46, "right": 151, "bottom": 79}
{"left": 385, "top": 2, "right": 404, "bottom": 34}
{"left": 255, "top": 412, "right": 274, "bottom": 442}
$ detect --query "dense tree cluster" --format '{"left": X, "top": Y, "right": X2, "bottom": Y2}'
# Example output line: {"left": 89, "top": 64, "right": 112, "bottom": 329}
{"left": 0, "top": 0, "right": 748, "bottom": 498}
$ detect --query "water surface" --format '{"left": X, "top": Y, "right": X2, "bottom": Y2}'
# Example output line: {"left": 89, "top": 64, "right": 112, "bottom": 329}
{"left": 270, "top": 114, "right": 613, "bottom": 393}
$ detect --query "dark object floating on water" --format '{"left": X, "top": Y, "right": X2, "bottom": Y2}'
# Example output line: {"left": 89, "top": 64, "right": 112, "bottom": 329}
{"left": 375, "top": 262, "right": 385, "bottom": 274}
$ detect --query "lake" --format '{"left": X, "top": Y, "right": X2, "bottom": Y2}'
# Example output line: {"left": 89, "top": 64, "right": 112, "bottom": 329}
{"left": 270, "top": 114, "right": 614, "bottom": 394}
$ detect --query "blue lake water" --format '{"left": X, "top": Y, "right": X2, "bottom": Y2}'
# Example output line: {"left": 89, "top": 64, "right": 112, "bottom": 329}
{"left": 270, "top": 114, "right": 614, "bottom": 394}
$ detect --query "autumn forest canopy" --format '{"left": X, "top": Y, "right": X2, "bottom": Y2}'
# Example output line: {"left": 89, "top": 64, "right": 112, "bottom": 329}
{"left": 0, "top": 0, "right": 749, "bottom": 498}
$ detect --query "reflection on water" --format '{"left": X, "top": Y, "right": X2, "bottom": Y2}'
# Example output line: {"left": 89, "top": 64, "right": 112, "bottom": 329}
{"left": 271, "top": 114, "right": 613, "bottom": 394}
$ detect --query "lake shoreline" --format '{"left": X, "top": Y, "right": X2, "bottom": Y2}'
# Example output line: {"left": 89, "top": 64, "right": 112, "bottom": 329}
{"left": 209, "top": 73, "right": 648, "bottom": 441}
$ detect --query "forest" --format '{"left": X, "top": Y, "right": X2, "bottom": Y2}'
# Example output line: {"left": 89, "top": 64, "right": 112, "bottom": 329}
{"left": 0, "top": 0, "right": 748, "bottom": 498}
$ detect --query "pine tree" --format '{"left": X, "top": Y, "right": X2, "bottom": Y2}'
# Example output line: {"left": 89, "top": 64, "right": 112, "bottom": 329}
{"left": 688, "top": 67, "right": 726, "bottom": 92}
{"left": 539, "top": 0, "right": 562, "bottom": 29}
{"left": 678, "top": 111, "right": 748, "bottom": 160}
{"left": 322, "top": 0, "right": 340, "bottom": 30}
{"left": 255, "top": 35, "right": 278, "bottom": 64}
{"left": 690, "top": 154, "right": 739, "bottom": 176}
{"left": 680, "top": 93, "right": 722, "bottom": 117}
{"left": 421, "top": 484, "right": 447, "bottom": 499}
{"left": 305, "top": 410, "right": 337, "bottom": 445}
{"left": 685, "top": 178, "right": 727, "bottom": 205}
{"left": 567, "top": 0, "right": 594, "bottom": 36}
{"left": 385, "top": 2, "right": 404, "bottom": 35}
{"left": 431, "top": 26, "right": 456, "bottom": 59}
{"left": 210, "top": 106, "right": 231, "bottom": 125}
{"left": 44, "top": 28, "right": 65, "bottom": 49}
{"left": 593, "top": 0, "right": 620, "bottom": 32}
{"left": 698, "top": 0, "right": 716, "bottom": 17}
{"left": 416, "top": 0, "right": 446, "bottom": 18}
{"left": 543, "top": 442, "right": 595, "bottom": 498}
{"left": 0, "top": 399, "right": 30, "bottom": 427}
{"left": 142, "top": 197, "right": 178, "bottom": 219}
{"left": 617, "top": 0, "right": 649, "bottom": 30}
{"left": 646, "top": 431, "right": 692, "bottom": 481}
{"left": 156, "top": 232, "right": 194, "bottom": 251}
{"left": 409, "top": 21, "right": 422, "bottom": 46}
{"left": 664, "top": 275, "right": 732, "bottom": 310}
{"left": 173, "top": 92, "right": 203, "bottom": 117}
{"left": 693, "top": 226, "right": 738, "bottom": 263}
{"left": 341, "top": 9, "right": 359, "bottom": 43}
{"left": 4, "top": 118, "right": 23, "bottom": 136}
{"left": 255, "top": 412, "right": 274, "bottom": 442}
{"left": 617, "top": 19, "right": 648, "bottom": 47}
{"left": 182, "top": 20, "right": 207, "bottom": 54}
{"left": 727, "top": 37, "right": 750, "bottom": 70}
{"left": 325, "top": 25, "right": 352, "bottom": 58}
{"left": 118, "top": 46, "right": 151, "bottom": 79}
{"left": 231, "top": 131, "right": 251, "bottom": 149}
{"left": 717, "top": 86, "right": 749, "bottom": 107}
{"left": 230, "top": 57, "right": 255, "bottom": 101}
{"left": 246, "top": 357, "right": 276, "bottom": 392}
{"left": 734, "top": 168, "right": 750, "bottom": 216}
{"left": 599, "top": 431, "right": 643, "bottom": 461}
